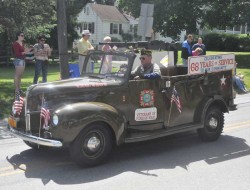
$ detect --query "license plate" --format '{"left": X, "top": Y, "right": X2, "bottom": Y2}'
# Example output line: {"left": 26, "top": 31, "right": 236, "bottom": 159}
{"left": 8, "top": 117, "right": 17, "bottom": 128}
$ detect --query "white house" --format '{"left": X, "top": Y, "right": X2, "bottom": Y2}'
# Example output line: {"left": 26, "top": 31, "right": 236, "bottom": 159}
{"left": 76, "top": 3, "right": 187, "bottom": 45}
{"left": 76, "top": 3, "right": 130, "bottom": 45}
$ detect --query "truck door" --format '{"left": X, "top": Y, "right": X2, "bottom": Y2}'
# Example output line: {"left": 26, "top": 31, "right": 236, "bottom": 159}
{"left": 161, "top": 75, "right": 205, "bottom": 127}
{"left": 128, "top": 79, "right": 165, "bottom": 128}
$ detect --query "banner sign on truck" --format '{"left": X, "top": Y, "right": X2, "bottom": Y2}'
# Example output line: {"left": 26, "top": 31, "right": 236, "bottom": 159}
{"left": 188, "top": 54, "right": 235, "bottom": 75}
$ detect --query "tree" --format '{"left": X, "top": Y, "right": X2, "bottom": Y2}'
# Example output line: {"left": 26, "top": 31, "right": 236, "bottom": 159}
{"left": 118, "top": 0, "right": 250, "bottom": 38}
{"left": 118, "top": 0, "right": 203, "bottom": 38}
{"left": 201, "top": 0, "right": 250, "bottom": 29}
{"left": 0, "top": 0, "right": 56, "bottom": 42}
{"left": 95, "top": 0, "right": 116, "bottom": 5}
{"left": 65, "top": 0, "right": 89, "bottom": 48}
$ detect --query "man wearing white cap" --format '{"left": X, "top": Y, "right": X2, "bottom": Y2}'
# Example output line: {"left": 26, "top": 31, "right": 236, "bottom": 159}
{"left": 77, "top": 30, "right": 94, "bottom": 74}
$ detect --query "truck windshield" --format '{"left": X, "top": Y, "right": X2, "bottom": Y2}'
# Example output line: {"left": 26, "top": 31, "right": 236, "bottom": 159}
{"left": 82, "top": 52, "right": 129, "bottom": 80}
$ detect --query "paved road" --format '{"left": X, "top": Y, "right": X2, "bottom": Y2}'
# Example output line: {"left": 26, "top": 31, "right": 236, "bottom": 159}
{"left": 0, "top": 93, "right": 250, "bottom": 190}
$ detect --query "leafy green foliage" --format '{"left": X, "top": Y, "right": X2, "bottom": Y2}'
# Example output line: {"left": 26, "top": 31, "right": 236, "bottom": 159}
{"left": 117, "top": 0, "right": 250, "bottom": 38}
{"left": 0, "top": 0, "right": 56, "bottom": 41}
{"left": 202, "top": 0, "right": 250, "bottom": 29}
{"left": 95, "top": 0, "right": 116, "bottom": 5}
{"left": 203, "top": 33, "right": 250, "bottom": 52}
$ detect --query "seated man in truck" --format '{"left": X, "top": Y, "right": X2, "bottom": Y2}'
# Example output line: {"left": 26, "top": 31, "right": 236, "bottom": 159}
{"left": 131, "top": 49, "right": 161, "bottom": 79}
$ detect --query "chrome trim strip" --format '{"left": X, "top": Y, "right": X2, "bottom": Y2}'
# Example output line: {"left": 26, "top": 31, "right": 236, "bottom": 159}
{"left": 8, "top": 127, "right": 63, "bottom": 147}
{"left": 26, "top": 114, "right": 31, "bottom": 131}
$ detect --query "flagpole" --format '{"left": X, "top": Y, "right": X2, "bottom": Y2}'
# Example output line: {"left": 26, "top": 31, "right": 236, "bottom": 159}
{"left": 167, "top": 87, "right": 174, "bottom": 126}
{"left": 38, "top": 94, "right": 44, "bottom": 149}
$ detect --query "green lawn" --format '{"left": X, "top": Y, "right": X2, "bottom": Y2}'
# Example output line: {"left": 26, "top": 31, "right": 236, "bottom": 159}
{"left": 1, "top": 51, "right": 250, "bottom": 118}
{"left": 0, "top": 63, "right": 61, "bottom": 118}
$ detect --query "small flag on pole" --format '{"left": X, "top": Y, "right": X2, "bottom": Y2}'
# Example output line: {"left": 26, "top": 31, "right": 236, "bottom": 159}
{"left": 13, "top": 91, "right": 24, "bottom": 115}
{"left": 171, "top": 87, "right": 182, "bottom": 113}
{"left": 40, "top": 98, "right": 50, "bottom": 130}
{"left": 13, "top": 96, "right": 24, "bottom": 115}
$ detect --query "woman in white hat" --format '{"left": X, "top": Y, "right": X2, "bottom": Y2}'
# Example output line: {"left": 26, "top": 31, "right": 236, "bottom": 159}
{"left": 77, "top": 30, "right": 94, "bottom": 74}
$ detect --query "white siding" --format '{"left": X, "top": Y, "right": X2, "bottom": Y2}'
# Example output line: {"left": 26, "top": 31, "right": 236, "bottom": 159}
{"left": 76, "top": 4, "right": 130, "bottom": 44}
{"left": 77, "top": 4, "right": 103, "bottom": 45}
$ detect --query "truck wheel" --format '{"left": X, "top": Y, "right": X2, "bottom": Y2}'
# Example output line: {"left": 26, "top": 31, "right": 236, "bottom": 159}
{"left": 198, "top": 106, "right": 224, "bottom": 142}
{"left": 70, "top": 124, "right": 113, "bottom": 167}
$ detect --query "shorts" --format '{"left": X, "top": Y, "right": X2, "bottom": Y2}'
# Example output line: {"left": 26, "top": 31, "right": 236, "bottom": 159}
{"left": 13, "top": 58, "right": 25, "bottom": 66}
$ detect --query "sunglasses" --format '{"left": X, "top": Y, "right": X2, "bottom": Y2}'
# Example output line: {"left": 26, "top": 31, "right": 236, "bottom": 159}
{"left": 20, "top": 34, "right": 24, "bottom": 37}
{"left": 139, "top": 57, "right": 146, "bottom": 60}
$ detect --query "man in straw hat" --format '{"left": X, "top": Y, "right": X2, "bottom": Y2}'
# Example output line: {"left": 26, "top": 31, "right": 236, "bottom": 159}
{"left": 131, "top": 49, "right": 161, "bottom": 79}
{"left": 77, "top": 30, "right": 94, "bottom": 74}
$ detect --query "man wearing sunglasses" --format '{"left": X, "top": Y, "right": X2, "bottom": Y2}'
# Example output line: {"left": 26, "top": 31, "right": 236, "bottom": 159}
{"left": 131, "top": 49, "right": 161, "bottom": 80}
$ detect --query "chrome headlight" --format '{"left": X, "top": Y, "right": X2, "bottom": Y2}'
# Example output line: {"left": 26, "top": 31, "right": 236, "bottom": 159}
{"left": 52, "top": 114, "right": 59, "bottom": 126}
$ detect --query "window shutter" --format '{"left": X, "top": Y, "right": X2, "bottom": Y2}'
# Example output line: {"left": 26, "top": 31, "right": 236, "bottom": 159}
{"left": 110, "top": 23, "right": 113, "bottom": 34}
{"left": 119, "top": 24, "right": 122, "bottom": 34}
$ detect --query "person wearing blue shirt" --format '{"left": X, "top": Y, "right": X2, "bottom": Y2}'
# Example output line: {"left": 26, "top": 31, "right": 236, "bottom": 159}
{"left": 181, "top": 34, "right": 193, "bottom": 66}
{"left": 131, "top": 49, "right": 161, "bottom": 79}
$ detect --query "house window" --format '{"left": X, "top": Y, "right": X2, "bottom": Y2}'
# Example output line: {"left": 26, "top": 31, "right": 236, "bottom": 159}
{"left": 130, "top": 25, "right": 133, "bottom": 32}
{"left": 81, "top": 22, "right": 95, "bottom": 34}
{"left": 110, "top": 23, "right": 122, "bottom": 34}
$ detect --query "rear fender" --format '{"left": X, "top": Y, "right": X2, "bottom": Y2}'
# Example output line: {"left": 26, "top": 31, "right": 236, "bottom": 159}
{"left": 194, "top": 96, "right": 228, "bottom": 125}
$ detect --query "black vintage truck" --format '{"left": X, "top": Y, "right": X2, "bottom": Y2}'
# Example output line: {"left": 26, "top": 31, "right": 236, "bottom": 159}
{"left": 8, "top": 50, "right": 236, "bottom": 167}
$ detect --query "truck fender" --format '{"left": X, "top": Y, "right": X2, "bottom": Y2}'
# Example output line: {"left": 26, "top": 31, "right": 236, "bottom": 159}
{"left": 194, "top": 96, "right": 228, "bottom": 125}
{"left": 52, "top": 102, "right": 127, "bottom": 145}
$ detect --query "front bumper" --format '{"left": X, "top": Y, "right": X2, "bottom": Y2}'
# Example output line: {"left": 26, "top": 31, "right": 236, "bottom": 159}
{"left": 8, "top": 126, "right": 63, "bottom": 147}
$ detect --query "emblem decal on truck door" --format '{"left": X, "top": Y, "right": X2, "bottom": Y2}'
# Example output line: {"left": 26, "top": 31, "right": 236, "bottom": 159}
{"left": 140, "top": 90, "right": 154, "bottom": 107}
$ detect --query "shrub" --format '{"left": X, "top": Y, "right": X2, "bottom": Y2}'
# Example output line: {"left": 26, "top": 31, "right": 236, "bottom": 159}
{"left": 202, "top": 33, "right": 250, "bottom": 52}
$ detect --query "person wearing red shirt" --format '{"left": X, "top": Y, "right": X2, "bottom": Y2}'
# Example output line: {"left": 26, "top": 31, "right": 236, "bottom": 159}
{"left": 12, "top": 31, "right": 32, "bottom": 97}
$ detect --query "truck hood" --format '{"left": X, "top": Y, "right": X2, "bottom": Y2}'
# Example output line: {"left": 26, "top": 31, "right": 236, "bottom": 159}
{"left": 27, "top": 77, "right": 123, "bottom": 95}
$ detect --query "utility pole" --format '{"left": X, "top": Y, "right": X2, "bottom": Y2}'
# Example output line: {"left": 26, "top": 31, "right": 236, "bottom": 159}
{"left": 57, "top": 0, "right": 69, "bottom": 79}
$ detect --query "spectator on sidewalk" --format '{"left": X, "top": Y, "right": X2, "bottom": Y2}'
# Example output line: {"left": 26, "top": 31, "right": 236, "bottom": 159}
{"left": 181, "top": 34, "right": 193, "bottom": 66}
{"left": 77, "top": 30, "right": 94, "bottom": 74}
{"left": 12, "top": 31, "right": 32, "bottom": 97}
{"left": 192, "top": 37, "right": 206, "bottom": 55}
{"left": 33, "top": 35, "right": 52, "bottom": 84}
{"left": 192, "top": 47, "right": 203, "bottom": 56}
{"left": 233, "top": 62, "right": 248, "bottom": 93}
{"left": 101, "top": 36, "right": 113, "bottom": 74}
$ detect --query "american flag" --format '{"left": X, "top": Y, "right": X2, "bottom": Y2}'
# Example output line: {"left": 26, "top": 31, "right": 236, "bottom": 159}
{"left": 40, "top": 100, "right": 50, "bottom": 130}
{"left": 13, "top": 92, "right": 24, "bottom": 115}
{"left": 171, "top": 87, "right": 182, "bottom": 113}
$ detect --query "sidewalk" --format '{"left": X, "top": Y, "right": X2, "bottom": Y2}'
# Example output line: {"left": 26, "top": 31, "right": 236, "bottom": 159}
{"left": 0, "top": 118, "right": 7, "bottom": 126}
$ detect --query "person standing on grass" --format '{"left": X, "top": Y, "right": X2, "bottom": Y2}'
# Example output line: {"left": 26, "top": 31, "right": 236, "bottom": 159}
{"left": 12, "top": 31, "right": 32, "bottom": 97}
{"left": 77, "top": 30, "right": 94, "bottom": 74}
{"left": 33, "top": 35, "right": 52, "bottom": 84}
{"left": 181, "top": 34, "right": 193, "bottom": 66}
{"left": 192, "top": 37, "right": 206, "bottom": 55}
